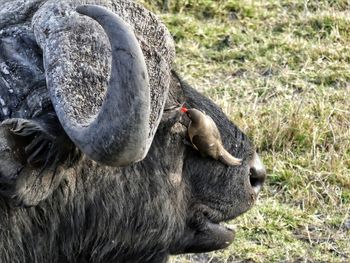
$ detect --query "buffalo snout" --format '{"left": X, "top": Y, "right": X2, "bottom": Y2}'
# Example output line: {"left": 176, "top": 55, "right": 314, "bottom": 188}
{"left": 249, "top": 152, "right": 266, "bottom": 195}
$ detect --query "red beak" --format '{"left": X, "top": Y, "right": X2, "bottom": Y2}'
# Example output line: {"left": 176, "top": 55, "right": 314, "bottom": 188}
{"left": 181, "top": 107, "right": 188, "bottom": 113}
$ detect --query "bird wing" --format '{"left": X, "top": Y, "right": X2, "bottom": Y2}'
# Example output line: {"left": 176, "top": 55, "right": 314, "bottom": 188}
{"left": 191, "top": 135, "right": 218, "bottom": 157}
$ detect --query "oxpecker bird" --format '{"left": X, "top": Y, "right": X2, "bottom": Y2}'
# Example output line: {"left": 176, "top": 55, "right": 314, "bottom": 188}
{"left": 182, "top": 107, "right": 242, "bottom": 166}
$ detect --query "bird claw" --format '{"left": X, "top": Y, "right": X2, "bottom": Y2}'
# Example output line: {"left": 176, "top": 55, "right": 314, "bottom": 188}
{"left": 182, "top": 138, "right": 194, "bottom": 148}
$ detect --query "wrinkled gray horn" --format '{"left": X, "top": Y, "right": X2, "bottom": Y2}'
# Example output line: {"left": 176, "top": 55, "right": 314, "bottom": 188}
{"left": 52, "top": 5, "right": 150, "bottom": 166}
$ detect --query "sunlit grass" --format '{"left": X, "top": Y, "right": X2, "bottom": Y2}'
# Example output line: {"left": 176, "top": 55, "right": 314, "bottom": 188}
{"left": 141, "top": 0, "right": 350, "bottom": 261}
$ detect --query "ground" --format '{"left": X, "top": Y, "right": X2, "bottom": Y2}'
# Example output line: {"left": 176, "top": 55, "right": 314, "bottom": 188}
{"left": 140, "top": 1, "right": 350, "bottom": 262}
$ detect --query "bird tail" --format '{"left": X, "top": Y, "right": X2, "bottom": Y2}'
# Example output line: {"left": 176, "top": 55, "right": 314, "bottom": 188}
{"left": 218, "top": 147, "right": 242, "bottom": 166}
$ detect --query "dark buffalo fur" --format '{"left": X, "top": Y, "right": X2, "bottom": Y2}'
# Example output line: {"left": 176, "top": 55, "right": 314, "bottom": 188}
{"left": 0, "top": 80, "right": 258, "bottom": 262}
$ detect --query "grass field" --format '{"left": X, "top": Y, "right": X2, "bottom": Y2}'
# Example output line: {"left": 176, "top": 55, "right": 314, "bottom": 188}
{"left": 141, "top": 1, "right": 350, "bottom": 262}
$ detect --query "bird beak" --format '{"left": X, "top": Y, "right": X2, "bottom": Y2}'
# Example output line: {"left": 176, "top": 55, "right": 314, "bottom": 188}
{"left": 181, "top": 107, "right": 188, "bottom": 113}
{"left": 164, "top": 104, "right": 184, "bottom": 112}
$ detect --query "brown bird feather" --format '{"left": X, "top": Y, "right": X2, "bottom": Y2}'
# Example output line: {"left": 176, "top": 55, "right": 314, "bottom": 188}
{"left": 182, "top": 107, "right": 241, "bottom": 166}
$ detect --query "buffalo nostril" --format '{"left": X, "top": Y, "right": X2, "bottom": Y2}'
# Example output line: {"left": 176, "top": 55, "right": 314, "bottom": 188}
{"left": 249, "top": 167, "right": 265, "bottom": 193}
{"left": 249, "top": 153, "right": 266, "bottom": 194}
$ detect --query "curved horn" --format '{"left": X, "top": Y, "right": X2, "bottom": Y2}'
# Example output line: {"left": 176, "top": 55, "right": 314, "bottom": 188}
{"left": 47, "top": 5, "right": 151, "bottom": 166}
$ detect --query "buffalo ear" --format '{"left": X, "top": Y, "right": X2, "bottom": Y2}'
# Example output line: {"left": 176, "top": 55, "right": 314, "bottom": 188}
{"left": 0, "top": 116, "right": 78, "bottom": 206}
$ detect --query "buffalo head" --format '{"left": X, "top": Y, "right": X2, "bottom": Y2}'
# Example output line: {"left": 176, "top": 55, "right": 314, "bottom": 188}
{"left": 0, "top": 0, "right": 266, "bottom": 262}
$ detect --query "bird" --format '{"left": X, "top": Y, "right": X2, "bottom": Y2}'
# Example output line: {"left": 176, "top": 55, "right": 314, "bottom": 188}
{"left": 181, "top": 107, "right": 242, "bottom": 166}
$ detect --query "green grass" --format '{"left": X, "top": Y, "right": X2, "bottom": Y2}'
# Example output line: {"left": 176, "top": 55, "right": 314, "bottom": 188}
{"left": 140, "top": 0, "right": 350, "bottom": 262}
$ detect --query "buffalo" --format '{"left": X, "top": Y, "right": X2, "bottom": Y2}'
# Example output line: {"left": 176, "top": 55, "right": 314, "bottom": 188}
{"left": 0, "top": 0, "right": 266, "bottom": 262}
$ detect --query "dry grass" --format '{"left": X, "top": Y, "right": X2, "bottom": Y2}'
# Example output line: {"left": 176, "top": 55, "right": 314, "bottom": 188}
{"left": 140, "top": 0, "right": 350, "bottom": 262}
